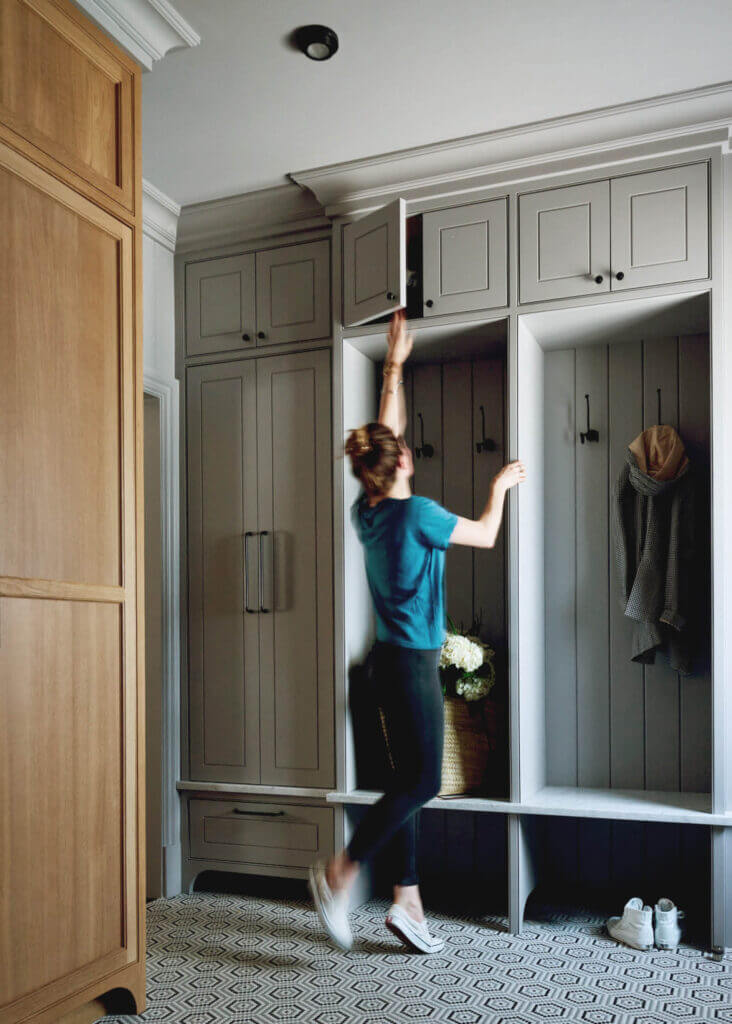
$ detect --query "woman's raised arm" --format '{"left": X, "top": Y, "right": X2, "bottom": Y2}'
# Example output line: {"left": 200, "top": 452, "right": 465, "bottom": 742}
{"left": 378, "top": 310, "right": 413, "bottom": 437}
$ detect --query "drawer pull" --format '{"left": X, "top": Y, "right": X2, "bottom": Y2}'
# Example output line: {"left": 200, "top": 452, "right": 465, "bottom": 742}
{"left": 231, "top": 807, "right": 286, "bottom": 818}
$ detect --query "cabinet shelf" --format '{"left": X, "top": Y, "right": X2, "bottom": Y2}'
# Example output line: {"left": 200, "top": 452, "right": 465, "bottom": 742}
{"left": 327, "top": 787, "right": 730, "bottom": 826}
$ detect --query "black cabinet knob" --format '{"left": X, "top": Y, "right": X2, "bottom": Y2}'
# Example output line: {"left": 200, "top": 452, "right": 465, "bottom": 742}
{"left": 386, "top": 291, "right": 396, "bottom": 302}
{"left": 257, "top": 331, "right": 265, "bottom": 340}
{"left": 242, "top": 333, "right": 250, "bottom": 341}
{"left": 594, "top": 275, "right": 604, "bottom": 285}
{"left": 425, "top": 299, "right": 434, "bottom": 308}
{"left": 616, "top": 271, "right": 625, "bottom": 281}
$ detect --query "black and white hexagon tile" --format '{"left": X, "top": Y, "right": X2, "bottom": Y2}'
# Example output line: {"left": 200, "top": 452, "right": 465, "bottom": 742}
{"left": 96, "top": 892, "right": 732, "bottom": 1024}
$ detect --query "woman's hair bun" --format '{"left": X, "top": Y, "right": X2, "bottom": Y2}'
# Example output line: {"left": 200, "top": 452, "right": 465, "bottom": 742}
{"left": 345, "top": 422, "right": 401, "bottom": 496}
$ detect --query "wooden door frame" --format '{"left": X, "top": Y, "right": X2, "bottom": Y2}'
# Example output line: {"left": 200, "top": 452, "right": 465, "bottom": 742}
{"left": 143, "top": 373, "right": 181, "bottom": 896}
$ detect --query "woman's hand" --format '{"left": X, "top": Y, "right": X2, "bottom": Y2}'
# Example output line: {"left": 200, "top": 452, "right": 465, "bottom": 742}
{"left": 493, "top": 460, "right": 527, "bottom": 492}
{"left": 386, "top": 309, "right": 413, "bottom": 368}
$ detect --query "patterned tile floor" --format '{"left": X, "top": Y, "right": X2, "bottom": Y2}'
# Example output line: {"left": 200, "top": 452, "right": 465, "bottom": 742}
{"left": 98, "top": 885, "right": 732, "bottom": 1024}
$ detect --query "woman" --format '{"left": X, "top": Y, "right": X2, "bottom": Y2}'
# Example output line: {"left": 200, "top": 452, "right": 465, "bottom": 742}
{"left": 310, "top": 310, "right": 526, "bottom": 954}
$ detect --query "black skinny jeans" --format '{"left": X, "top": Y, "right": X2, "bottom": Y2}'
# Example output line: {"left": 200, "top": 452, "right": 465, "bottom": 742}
{"left": 347, "top": 642, "right": 444, "bottom": 886}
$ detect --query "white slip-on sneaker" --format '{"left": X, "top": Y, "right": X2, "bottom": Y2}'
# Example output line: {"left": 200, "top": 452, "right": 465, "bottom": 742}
{"left": 654, "top": 898, "right": 684, "bottom": 950}
{"left": 308, "top": 861, "right": 353, "bottom": 951}
{"left": 606, "top": 897, "right": 654, "bottom": 951}
{"left": 385, "top": 903, "right": 445, "bottom": 954}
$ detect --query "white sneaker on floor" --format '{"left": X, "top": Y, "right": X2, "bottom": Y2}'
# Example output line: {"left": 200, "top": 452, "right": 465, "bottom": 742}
{"left": 385, "top": 903, "right": 445, "bottom": 954}
{"left": 606, "top": 897, "right": 654, "bottom": 951}
{"left": 654, "top": 898, "right": 684, "bottom": 950}
{"left": 308, "top": 861, "right": 353, "bottom": 951}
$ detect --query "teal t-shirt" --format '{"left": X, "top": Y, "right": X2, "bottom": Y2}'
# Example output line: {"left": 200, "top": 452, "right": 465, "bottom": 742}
{"left": 351, "top": 493, "right": 458, "bottom": 650}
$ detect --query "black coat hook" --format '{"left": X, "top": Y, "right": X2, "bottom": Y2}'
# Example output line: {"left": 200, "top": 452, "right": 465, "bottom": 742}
{"left": 580, "top": 394, "right": 599, "bottom": 444}
{"left": 415, "top": 412, "right": 434, "bottom": 459}
{"left": 475, "top": 405, "right": 497, "bottom": 454}
{"left": 657, "top": 387, "right": 662, "bottom": 425}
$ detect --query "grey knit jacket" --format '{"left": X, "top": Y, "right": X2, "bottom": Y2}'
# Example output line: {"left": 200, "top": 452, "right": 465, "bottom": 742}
{"left": 611, "top": 451, "right": 695, "bottom": 674}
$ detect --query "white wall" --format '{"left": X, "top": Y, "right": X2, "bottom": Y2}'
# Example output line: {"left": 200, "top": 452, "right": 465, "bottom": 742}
{"left": 142, "top": 180, "right": 182, "bottom": 897}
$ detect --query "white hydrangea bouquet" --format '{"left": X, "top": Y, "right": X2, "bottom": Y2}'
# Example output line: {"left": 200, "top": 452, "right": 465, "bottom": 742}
{"left": 439, "top": 617, "right": 496, "bottom": 702}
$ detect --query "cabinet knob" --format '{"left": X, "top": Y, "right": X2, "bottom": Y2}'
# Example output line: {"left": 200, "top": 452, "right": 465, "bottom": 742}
{"left": 257, "top": 331, "right": 266, "bottom": 340}
{"left": 242, "top": 333, "right": 250, "bottom": 341}
{"left": 616, "top": 271, "right": 625, "bottom": 281}
{"left": 594, "top": 275, "right": 604, "bottom": 285}
{"left": 425, "top": 299, "right": 434, "bottom": 308}
{"left": 386, "top": 291, "right": 396, "bottom": 302}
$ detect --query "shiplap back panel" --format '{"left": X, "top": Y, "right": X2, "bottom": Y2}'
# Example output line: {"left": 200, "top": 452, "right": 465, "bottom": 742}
{"left": 544, "top": 334, "right": 711, "bottom": 793}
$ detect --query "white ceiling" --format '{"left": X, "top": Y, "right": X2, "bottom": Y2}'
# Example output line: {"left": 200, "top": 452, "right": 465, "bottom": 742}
{"left": 142, "top": 0, "right": 732, "bottom": 208}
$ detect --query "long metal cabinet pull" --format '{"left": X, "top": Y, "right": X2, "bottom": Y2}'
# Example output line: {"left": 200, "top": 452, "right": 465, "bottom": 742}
{"left": 231, "top": 807, "right": 285, "bottom": 818}
{"left": 243, "top": 531, "right": 257, "bottom": 613}
{"left": 259, "top": 530, "right": 270, "bottom": 613}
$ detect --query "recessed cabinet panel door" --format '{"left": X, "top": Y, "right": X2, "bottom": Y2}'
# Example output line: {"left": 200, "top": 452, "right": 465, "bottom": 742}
{"left": 610, "top": 163, "right": 709, "bottom": 290}
{"left": 343, "top": 198, "right": 406, "bottom": 327}
{"left": 422, "top": 199, "right": 508, "bottom": 316}
{"left": 255, "top": 239, "right": 330, "bottom": 345}
{"left": 257, "top": 350, "right": 334, "bottom": 788}
{"left": 0, "top": 0, "right": 136, "bottom": 211}
{"left": 519, "top": 181, "right": 610, "bottom": 303}
{"left": 187, "top": 362, "right": 260, "bottom": 783}
{"left": 185, "top": 253, "right": 256, "bottom": 356}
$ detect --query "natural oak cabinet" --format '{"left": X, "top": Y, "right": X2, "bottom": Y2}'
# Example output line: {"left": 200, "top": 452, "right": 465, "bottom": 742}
{"left": 519, "top": 162, "right": 709, "bottom": 303}
{"left": 185, "top": 238, "right": 330, "bottom": 356}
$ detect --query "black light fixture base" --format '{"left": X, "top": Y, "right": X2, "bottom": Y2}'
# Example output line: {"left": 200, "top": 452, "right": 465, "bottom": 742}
{"left": 295, "top": 24, "right": 339, "bottom": 61}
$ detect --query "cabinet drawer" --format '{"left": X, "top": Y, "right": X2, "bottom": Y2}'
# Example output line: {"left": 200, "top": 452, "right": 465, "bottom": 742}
{"left": 189, "top": 799, "right": 334, "bottom": 868}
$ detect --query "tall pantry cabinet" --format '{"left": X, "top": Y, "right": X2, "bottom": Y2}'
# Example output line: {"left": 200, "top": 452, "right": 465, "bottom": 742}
{"left": 179, "top": 237, "right": 335, "bottom": 888}
{"left": 0, "top": 1, "right": 146, "bottom": 1021}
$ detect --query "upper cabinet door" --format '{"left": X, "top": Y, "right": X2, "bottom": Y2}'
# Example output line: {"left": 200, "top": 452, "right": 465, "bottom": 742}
{"left": 422, "top": 198, "right": 508, "bottom": 316}
{"left": 256, "top": 238, "right": 330, "bottom": 345}
{"left": 343, "top": 198, "right": 406, "bottom": 327}
{"left": 610, "top": 163, "right": 709, "bottom": 291}
{"left": 185, "top": 253, "right": 256, "bottom": 357}
{"left": 519, "top": 181, "right": 610, "bottom": 303}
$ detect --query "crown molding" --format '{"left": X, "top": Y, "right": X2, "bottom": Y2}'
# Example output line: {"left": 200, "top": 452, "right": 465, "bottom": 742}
{"left": 176, "top": 183, "right": 328, "bottom": 253}
{"left": 71, "top": 0, "right": 200, "bottom": 70}
{"left": 291, "top": 81, "right": 732, "bottom": 216}
{"left": 143, "top": 179, "right": 181, "bottom": 251}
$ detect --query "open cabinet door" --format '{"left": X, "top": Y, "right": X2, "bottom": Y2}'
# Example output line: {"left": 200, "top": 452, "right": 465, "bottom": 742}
{"left": 343, "top": 198, "right": 406, "bottom": 327}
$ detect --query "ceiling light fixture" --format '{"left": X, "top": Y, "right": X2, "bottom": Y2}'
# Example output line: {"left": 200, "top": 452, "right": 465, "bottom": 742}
{"left": 295, "top": 24, "right": 339, "bottom": 61}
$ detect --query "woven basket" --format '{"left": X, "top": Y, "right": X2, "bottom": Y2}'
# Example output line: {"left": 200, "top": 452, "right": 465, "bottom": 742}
{"left": 438, "top": 696, "right": 491, "bottom": 797}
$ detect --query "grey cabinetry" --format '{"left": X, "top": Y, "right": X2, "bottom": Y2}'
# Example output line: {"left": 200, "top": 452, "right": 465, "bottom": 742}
{"left": 187, "top": 361, "right": 260, "bottom": 783}
{"left": 185, "top": 238, "right": 330, "bottom": 356}
{"left": 256, "top": 239, "right": 330, "bottom": 345}
{"left": 519, "top": 162, "right": 709, "bottom": 303}
{"left": 422, "top": 198, "right": 508, "bottom": 316}
{"left": 343, "top": 198, "right": 406, "bottom": 327}
{"left": 610, "top": 164, "right": 709, "bottom": 290}
{"left": 186, "top": 253, "right": 256, "bottom": 356}
{"left": 519, "top": 181, "right": 610, "bottom": 303}
{"left": 186, "top": 350, "right": 334, "bottom": 789}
